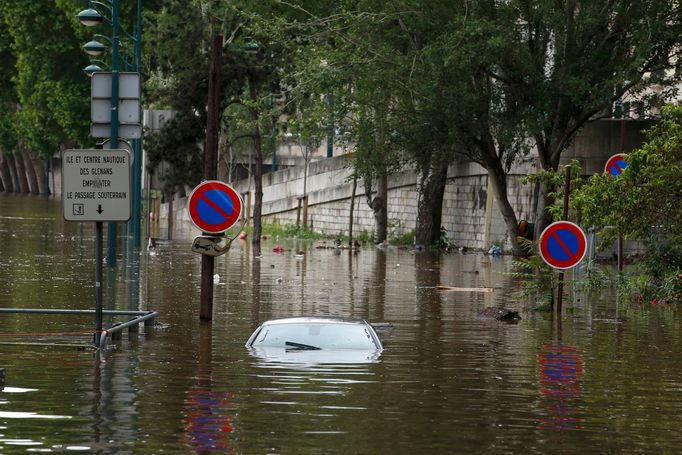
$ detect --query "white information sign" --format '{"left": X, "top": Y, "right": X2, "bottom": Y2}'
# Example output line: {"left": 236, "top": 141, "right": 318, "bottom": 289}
{"left": 91, "top": 72, "right": 140, "bottom": 99}
{"left": 90, "top": 123, "right": 142, "bottom": 139}
{"left": 62, "top": 149, "right": 131, "bottom": 222}
{"left": 91, "top": 98, "right": 141, "bottom": 123}
{"left": 90, "top": 72, "right": 141, "bottom": 139}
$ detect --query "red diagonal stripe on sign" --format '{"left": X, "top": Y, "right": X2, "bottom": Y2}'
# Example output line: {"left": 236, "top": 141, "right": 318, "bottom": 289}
{"left": 200, "top": 194, "right": 231, "bottom": 221}
{"left": 551, "top": 232, "right": 575, "bottom": 258}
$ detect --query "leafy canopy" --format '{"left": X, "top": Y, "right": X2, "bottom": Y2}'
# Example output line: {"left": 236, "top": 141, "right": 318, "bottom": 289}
{"left": 574, "top": 106, "right": 682, "bottom": 243}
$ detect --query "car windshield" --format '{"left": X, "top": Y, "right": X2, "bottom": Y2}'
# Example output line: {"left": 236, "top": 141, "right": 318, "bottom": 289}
{"left": 250, "top": 322, "right": 379, "bottom": 350}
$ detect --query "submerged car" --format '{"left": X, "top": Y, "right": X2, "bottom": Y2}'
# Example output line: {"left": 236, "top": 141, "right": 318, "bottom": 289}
{"left": 245, "top": 317, "right": 383, "bottom": 363}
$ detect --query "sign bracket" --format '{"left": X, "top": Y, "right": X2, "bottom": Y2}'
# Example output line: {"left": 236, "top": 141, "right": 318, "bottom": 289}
{"left": 191, "top": 217, "right": 247, "bottom": 257}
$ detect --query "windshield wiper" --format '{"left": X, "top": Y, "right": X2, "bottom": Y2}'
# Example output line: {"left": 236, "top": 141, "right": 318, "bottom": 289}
{"left": 285, "top": 341, "right": 321, "bottom": 351}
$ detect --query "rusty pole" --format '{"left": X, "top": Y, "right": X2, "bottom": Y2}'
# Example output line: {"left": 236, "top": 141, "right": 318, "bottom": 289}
{"left": 618, "top": 117, "right": 626, "bottom": 273}
{"left": 200, "top": 35, "right": 222, "bottom": 321}
{"left": 556, "top": 165, "right": 571, "bottom": 315}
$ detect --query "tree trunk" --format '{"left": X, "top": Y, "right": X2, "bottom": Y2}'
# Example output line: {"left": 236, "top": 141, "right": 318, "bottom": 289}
{"left": 415, "top": 161, "right": 448, "bottom": 247}
{"left": 167, "top": 191, "right": 173, "bottom": 240}
{"left": 36, "top": 158, "right": 50, "bottom": 195}
{"left": 348, "top": 176, "right": 357, "bottom": 246}
{"left": 13, "top": 152, "right": 29, "bottom": 193}
{"left": 217, "top": 134, "right": 229, "bottom": 182}
{"left": 6, "top": 153, "right": 27, "bottom": 194}
{"left": 249, "top": 80, "right": 263, "bottom": 257}
{"left": 0, "top": 153, "right": 13, "bottom": 192}
{"left": 485, "top": 163, "right": 523, "bottom": 256}
{"left": 21, "top": 149, "right": 39, "bottom": 195}
{"left": 534, "top": 181, "right": 555, "bottom": 241}
{"left": 375, "top": 173, "right": 388, "bottom": 243}
{"left": 534, "top": 143, "right": 563, "bottom": 239}
{"left": 364, "top": 172, "right": 388, "bottom": 244}
{"left": 175, "top": 185, "right": 186, "bottom": 199}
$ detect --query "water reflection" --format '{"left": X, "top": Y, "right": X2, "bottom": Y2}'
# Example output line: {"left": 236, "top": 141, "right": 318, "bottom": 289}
{"left": 248, "top": 347, "right": 382, "bottom": 365}
{"left": 6, "top": 194, "right": 682, "bottom": 453}
{"left": 183, "top": 390, "right": 234, "bottom": 452}
{"left": 182, "top": 324, "right": 234, "bottom": 453}
{"left": 538, "top": 343, "right": 584, "bottom": 430}
{"left": 89, "top": 348, "right": 141, "bottom": 452}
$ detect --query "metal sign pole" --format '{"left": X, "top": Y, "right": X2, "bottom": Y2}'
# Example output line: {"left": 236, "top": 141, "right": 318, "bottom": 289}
{"left": 200, "top": 35, "right": 222, "bottom": 321}
{"left": 618, "top": 117, "right": 625, "bottom": 275}
{"left": 131, "top": 0, "right": 143, "bottom": 249}
{"left": 94, "top": 221, "right": 104, "bottom": 345}
{"left": 107, "top": 0, "right": 121, "bottom": 268}
{"left": 556, "top": 165, "right": 572, "bottom": 315}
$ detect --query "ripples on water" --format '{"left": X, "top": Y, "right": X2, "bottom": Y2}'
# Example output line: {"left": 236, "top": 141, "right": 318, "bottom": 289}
{"left": 3, "top": 194, "right": 682, "bottom": 453}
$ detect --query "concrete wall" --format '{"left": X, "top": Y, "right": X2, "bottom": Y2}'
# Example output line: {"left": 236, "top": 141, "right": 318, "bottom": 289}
{"left": 151, "top": 119, "right": 654, "bottom": 250}
{"left": 163, "top": 155, "right": 532, "bottom": 249}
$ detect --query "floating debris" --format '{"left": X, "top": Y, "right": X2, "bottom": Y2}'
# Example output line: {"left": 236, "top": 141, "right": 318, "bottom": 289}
{"left": 436, "top": 285, "right": 493, "bottom": 293}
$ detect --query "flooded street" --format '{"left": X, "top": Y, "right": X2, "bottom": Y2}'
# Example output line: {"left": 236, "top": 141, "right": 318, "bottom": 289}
{"left": 2, "top": 193, "right": 682, "bottom": 453}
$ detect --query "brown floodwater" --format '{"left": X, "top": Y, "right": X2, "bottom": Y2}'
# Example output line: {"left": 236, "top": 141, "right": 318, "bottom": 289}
{"left": 2, "top": 193, "right": 682, "bottom": 453}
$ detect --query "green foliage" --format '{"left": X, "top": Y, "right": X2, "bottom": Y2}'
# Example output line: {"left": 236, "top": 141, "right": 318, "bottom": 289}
{"left": 142, "top": 1, "right": 209, "bottom": 190}
{"left": 253, "top": 222, "right": 326, "bottom": 240}
{"left": 574, "top": 105, "right": 682, "bottom": 303}
{"left": 143, "top": 1, "right": 295, "bottom": 195}
{"left": 0, "top": 16, "right": 17, "bottom": 152}
{"left": 354, "top": 229, "right": 374, "bottom": 244}
{"left": 433, "top": 226, "right": 454, "bottom": 251}
{"left": 144, "top": 113, "right": 204, "bottom": 193}
{"left": 617, "top": 241, "right": 682, "bottom": 306}
{"left": 619, "top": 270, "right": 682, "bottom": 306}
{"left": 143, "top": 0, "right": 209, "bottom": 110}
{"left": 508, "top": 238, "right": 557, "bottom": 310}
{"left": 277, "top": 0, "right": 682, "bottom": 248}
{"left": 0, "top": 0, "right": 90, "bottom": 157}
{"left": 572, "top": 259, "right": 615, "bottom": 292}
{"left": 390, "top": 229, "right": 415, "bottom": 246}
{"left": 523, "top": 160, "right": 585, "bottom": 220}
{"left": 574, "top": 106, "right": 682, "bottom": 243}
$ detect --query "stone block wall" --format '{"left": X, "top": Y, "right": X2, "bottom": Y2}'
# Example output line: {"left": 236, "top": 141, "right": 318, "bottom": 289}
{"left": 234, "top": 157, "right": 536, "bottom": 250}
{"left": 442, "top": 174, "right": 488, "bottom": 247}
{"left": 159, "top": 119, "right": 652, "bottom": 251}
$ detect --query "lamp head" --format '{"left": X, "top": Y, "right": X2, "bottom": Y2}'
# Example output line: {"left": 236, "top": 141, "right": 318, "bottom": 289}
{"left": 84, "top": 63, "right": 104, "bottom": 76}
{"left": 83, "top": 40, "right": 106, "bottom": 56}
{"left": 244, "top": 41, "right": 259, "bottom": 54}
{"left": 77, "top": 8, "right": 104, "bottom": 27}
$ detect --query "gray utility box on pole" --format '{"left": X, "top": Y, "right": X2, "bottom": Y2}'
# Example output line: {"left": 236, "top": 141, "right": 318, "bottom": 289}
{"left": 91, "top": 72, "right": 141, "bottom": 139}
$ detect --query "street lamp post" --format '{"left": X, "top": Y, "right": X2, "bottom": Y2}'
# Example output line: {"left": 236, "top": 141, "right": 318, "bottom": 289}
{"left": 78, "top": 0, "right": 143, "bottom": 267}
{"left": 131, "top": 0, "right": 142, "bottom": 250}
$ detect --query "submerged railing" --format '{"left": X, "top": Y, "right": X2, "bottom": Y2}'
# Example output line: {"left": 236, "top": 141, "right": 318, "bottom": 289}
{"left": 0, "top": 308, "right": 157, "bottom": 350}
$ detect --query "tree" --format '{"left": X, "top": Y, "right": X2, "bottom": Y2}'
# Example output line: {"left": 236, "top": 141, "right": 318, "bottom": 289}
{"left": 273, "top": 1, "right": 530, "bottom": 248}
{"left": 574, "top": 105, "right": 682, "bottom": 280}
{"left": 484, "top": 1, "right": 682, "bottom": 237}
{"left": 353, "top": 101, "right": 395, "bottom": 244}
{"left": 0, "top": 12, "right": 18, "bottom": 192}
{"left": 574, "top": 106, "right": 682, "bottom": 258}
{"left": 388, "top": 0, "right": 682, "bottom": 252}
{"left": 0, "top": 0, "right": 91, "bottom": 194}
{"left": 280, "top": 0, "right": 682, "bottom": 252}
{"left": 281, "top": 1, "right": 460, "bottom": 246}
{"left": 144, "top": 2, "right": 290, "bottom": 254}
{"left": 142, "top": 1, "right": 210, "bottom": 193}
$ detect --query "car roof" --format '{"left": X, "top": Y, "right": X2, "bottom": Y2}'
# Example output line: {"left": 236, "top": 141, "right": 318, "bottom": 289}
{"left": 259, "top": 316, "right": 370, "bottom": 326}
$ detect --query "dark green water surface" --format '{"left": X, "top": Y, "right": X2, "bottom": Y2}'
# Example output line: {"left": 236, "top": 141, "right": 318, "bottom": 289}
{"left": 1, "top": 193, "right": 681, "bottom": 454}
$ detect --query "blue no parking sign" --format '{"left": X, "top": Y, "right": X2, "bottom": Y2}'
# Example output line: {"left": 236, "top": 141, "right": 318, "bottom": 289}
{"left": 604, "top": 153, "right": 628, "bottom": 177}
{"left": 187, "top": 181, "right": 243, "bottom": 234}
{"left": 538, "top": 221, "right": 587, "bottom": 270}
